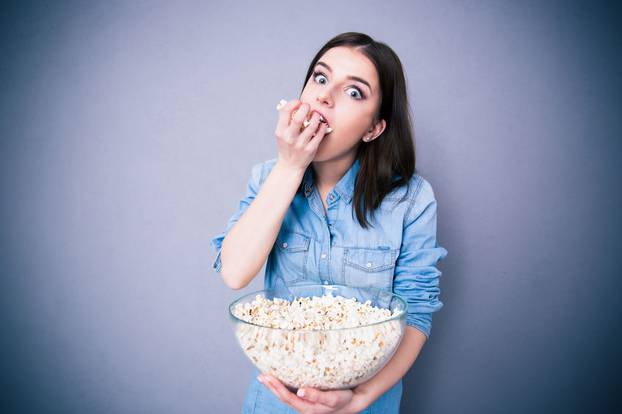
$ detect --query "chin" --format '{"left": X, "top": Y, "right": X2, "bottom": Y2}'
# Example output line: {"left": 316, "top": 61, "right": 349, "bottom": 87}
{"left": 312, "top": 147, "right": 350, "bottom": 164}
{"left": 312, "top": 151, "right": 332, "bottom": 163}
{"left": 312, "top": 152, "right": 329, "bottom": 163}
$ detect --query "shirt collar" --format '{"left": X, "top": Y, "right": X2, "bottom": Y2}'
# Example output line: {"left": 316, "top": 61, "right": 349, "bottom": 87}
{"left": 302, "top": 158, "right": 360, "bottom": 204}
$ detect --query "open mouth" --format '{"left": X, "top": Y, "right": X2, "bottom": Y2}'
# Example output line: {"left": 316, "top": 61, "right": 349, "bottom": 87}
{"left": 292, "top": 109, "right": 333, "bottom": 134}
{"left": 277, "top": 100, "right": 333, "bottom": 134}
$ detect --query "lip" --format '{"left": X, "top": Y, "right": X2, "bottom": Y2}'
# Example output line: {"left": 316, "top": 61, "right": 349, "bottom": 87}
{"left": 291, "top": 105, "right": 332, "bottom": 129}
{"left": 309, "top": 108, "right": 330, "bottom": 128}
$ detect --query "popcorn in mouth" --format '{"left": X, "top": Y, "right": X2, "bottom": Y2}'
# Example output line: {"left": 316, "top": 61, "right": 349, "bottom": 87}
{"left": 297, "top": 110, "right": 332, "bottom": 133}
{"left": 277, "top": 99, "right": 333, "bottom": 134}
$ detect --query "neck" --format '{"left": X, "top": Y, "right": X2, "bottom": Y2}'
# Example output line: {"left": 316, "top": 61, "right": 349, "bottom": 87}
{"left": 311, "top": 152, "right": 356, "bottom": 191}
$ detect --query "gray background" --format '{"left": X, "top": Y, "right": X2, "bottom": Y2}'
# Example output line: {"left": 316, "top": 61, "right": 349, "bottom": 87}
{"left": 1, "top": 0, "right": 620, "bottom": 413}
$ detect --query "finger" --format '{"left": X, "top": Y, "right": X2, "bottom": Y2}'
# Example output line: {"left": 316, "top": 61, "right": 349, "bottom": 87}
{"left": 261, "top": 375, "right": 315, "bottom": 412}
{"left": 288, "top": 102, "right": 310, "bottom": 132}
{"left": 276, "top": 99, "right": 301, "bottom": 134}
{"left": 298, "top": 112, "right": 322, "bottom": 142}
{"left": 297, "top": 387, "right": 349, "bottom": 408}
{"left": 306, "top": 122, "right": 329, "bottom": 149}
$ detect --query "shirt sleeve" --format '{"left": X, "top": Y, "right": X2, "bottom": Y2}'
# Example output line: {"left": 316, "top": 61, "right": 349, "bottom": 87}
{"left": 392, "top": 177, "right": 448, "bottom": 339}
{"left": 209, "top": 161, "right": 264, "bottom": 274}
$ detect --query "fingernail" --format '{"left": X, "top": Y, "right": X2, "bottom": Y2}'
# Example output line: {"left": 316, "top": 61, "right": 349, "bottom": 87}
{"left": 257, "top": 375, "right": 264, "bottom": 383}
{"left": 297, "top": 389, "right": 305, "bottom": 397}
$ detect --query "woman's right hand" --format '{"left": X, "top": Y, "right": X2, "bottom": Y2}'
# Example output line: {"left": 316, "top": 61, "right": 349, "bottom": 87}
{"left": 274, "top": 99, "right": 329, "bottom": 173}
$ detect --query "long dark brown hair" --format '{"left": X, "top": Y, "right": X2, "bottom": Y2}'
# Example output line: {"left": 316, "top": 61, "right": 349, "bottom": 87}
{"left": 299, "top": 32, "right": 416, "bottom": 229}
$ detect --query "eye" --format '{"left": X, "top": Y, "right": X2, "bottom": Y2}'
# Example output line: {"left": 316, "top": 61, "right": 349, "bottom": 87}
{"left": 346, "top": 87, "right": 363, "bottom": 100}
{"left": 312, "top": 70, "right": 366, "bottom": 100}
{"left": 312, "top": 71, "right": 328, "bottom": 85}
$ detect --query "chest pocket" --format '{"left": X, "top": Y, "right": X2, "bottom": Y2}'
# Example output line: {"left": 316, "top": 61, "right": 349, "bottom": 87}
{"left": 343, "top": 247, "right": 397, "bottom": 291}
{"left": 273, "top": 230, "right": 311, "bottom": 284}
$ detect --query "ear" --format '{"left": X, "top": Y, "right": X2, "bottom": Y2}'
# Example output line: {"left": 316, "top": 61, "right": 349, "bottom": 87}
{"left": 363, "top": 119, "right": 386, "bottom": 142}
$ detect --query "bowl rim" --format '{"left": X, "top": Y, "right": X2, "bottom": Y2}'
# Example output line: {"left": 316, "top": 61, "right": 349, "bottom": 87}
{"left": 228, "top": 283, "right": 407, "bottom": 332}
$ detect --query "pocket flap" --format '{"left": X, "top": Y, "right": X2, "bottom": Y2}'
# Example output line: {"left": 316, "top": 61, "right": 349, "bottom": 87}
{"left": 345, "top": 248, "right": 395, "bottom": 272}
{"left": 277, "top": 231, "right": 310, "bottom": 253}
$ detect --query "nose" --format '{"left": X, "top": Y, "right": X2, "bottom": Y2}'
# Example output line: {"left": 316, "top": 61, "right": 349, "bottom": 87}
{"left": 316, "top": 88, "right": 333, "bottom": 107}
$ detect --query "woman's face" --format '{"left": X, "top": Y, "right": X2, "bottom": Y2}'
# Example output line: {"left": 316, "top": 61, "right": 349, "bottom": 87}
{"left": 299, "top": 46, "right": 385, "bottom": 162}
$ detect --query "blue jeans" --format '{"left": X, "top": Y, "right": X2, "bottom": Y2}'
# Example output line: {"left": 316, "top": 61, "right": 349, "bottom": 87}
{"left": 242, "top": 367, "right": 403, "bottom": 413}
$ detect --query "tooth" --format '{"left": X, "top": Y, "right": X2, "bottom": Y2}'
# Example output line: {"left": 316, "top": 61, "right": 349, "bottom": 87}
{"left": 303, "top": 120, "right": 311, "bottom": 127}
{"left": 326, "top": 127, "right": 333, "bottom": 133}
{"left": 276, "top": 99, "right": 287, "bottom": 110}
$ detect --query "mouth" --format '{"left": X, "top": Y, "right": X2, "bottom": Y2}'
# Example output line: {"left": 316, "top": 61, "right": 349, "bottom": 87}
{"left": 292, "top": 108, "right": 333, "bottom": 134}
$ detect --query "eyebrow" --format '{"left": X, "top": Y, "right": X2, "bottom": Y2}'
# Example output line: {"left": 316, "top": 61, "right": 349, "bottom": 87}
{"left": 315, "top": 61, "right": 373, "bottom": 94}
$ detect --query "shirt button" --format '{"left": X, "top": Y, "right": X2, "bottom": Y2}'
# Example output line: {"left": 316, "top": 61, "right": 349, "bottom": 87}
{"left": 328, "top": 194, "right": 334, "bottom": 201}
{"left": 321, "top": 254, "right": 327, "bottom": 259}
{"left": 282, "top": 243, "right": 288, "bottom": 248}
{"left": 366, "top": 262, "right": 372, "bottom": 268}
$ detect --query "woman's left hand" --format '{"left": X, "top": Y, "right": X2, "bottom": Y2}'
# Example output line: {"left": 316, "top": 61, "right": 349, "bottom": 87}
{"left": 258, "top": 374, "right": 364, "bottom": 414}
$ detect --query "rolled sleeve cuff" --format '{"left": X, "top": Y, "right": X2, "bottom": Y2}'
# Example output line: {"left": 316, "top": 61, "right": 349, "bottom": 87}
{"left": 397, "top": 270, "right": 444, "bottom": 339}
{"left": 210, "top": 234, "right": 225, "bottom": 273}
{"left": 406, "top": 312, "right": 433, "bottom": 339}
{"left": 209, "top": 160, "right": 270, "bottom": 276}
{"left": 394, "top": 249, "right": 447, "bottom": 340}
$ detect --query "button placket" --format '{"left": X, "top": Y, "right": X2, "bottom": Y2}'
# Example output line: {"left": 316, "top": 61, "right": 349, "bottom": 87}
{"left": 308, "top": 189, "right": 326, "bottom": 220}
{"left": 318, "top": 217, "right": 333, "bottom": 285}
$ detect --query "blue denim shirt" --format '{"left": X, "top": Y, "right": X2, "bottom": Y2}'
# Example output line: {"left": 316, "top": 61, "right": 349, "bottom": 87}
{"left": 211, "top": 158, "right": 447, "bottom": 339}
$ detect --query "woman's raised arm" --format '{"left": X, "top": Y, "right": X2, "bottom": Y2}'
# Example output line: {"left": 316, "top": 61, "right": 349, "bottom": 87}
{"left": 219, "top": 99, "right": 329, "bottom": 289}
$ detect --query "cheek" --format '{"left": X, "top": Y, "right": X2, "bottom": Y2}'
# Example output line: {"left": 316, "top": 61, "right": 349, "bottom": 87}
{"left": 300, "top": 82, "right": 315, "bottom": 99}
{"left": 318, "top": 128, "right": 362, "bottom": 155}
{"left": 335, "top": 109, "right": 373, "bottom": 137}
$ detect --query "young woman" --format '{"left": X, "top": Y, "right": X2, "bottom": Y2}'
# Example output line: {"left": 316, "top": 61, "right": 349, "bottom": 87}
{"left": 211, "top": 32, "right": 448, "bottom": 414}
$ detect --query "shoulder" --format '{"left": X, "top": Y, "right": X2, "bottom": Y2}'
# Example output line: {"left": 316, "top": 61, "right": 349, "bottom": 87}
{"left": 379, "top": 173, "right": 439, "bottom": 220}
{"left": 410, "top": 174, "right": 437, "bottom": 203}
{"left": 403, "top": 174, "right": 439, "bottom": 221}
{"left": 383, "top": 173, "right": 436, "bottom": 204}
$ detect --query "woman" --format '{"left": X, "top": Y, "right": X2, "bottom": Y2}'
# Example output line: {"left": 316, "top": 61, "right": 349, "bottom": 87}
{"left": 211, "top": 32, "right": 448, "bottom": 414}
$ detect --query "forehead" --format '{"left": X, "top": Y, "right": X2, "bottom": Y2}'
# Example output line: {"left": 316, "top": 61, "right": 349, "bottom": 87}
{"left": 317, "top": 46, "right": 379, "bottom": 93}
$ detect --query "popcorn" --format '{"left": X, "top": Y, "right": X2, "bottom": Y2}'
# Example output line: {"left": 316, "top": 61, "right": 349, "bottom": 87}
{"left": 276, "top": 99, "right": 288, "bottom": 110}
{"left": 232, "top": 293, "right": 404, "bottom": 390}
{"left": 276, "top": 98, "right": 333, "bottom": 134}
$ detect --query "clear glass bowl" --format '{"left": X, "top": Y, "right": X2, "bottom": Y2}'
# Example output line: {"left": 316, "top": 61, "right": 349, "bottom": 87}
{"left": 229, "top": 284, "right": 407, "bottom": 391}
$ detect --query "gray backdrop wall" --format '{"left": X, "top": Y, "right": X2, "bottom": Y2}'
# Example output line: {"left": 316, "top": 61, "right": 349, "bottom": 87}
{"left": 1, "top": 0, "right": 620, "bottom": 413}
